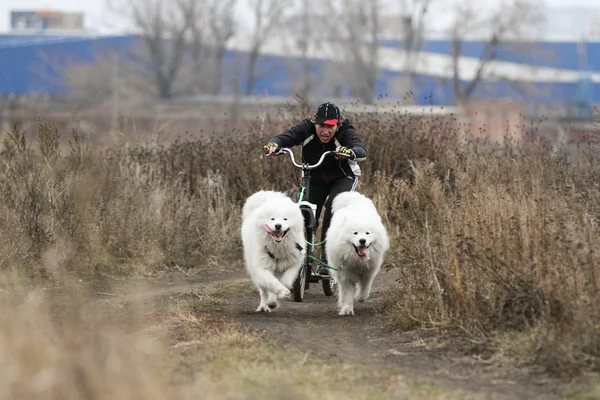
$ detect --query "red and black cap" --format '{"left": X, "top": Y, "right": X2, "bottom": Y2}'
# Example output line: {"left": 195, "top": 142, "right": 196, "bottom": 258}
{"left": 314, "top": 102, "right": 340, "bottom": 126}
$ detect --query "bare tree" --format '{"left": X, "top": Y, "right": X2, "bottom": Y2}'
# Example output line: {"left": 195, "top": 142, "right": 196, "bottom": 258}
{"left": 296, "top": 0, "right": 314, "bottom": 97}
{"left": 206, "top": 0, "right": 238, "bottom": 95}
{"left": 395, "top": 0, "right": 435, "bottom": 102}
{"left": 108, "top": 0, "right": 239, "bottom": 99}
{"left": 275, "top": 0, "right": 323, "bottom": 99}
{"left": 288, "top": 0, "right": 320, "bottom": 98}
{"left": 244, "top": 0, "right": 287, "bottom": 95}
{"left": 64, "top": 50, "right": 155, "bottom": 129}
{"left": 323, "top": 0, "right": 382, "bottom": 104}
{"left": 31, "top": 45, "right": 154, "bottom": 112}
{"left": 124, "top": 0, "right": 199, "bottom": 99}
{"left": 186, "top": 0, "right": 237, "bottom": 95}
{"left": 449, "top": 0, "right": 545, "bottom": 106}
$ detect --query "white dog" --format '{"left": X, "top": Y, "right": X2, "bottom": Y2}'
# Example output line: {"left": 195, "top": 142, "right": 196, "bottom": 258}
{"left": 325, "top": 191, "right": 390, "bottom": 316}
{"left": 241, "top": 190, "right": 306, "bottom": 312}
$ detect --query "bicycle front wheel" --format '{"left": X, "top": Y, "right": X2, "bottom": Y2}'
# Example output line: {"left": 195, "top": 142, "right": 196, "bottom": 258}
{"left": 292, "top": 262, "right": 308, "bottom": 302}
{"left": 293, "top": 220, "right": 315, "bottom": 302}
{"left": 322, "top": 275, "right": 337, "bottom": 296}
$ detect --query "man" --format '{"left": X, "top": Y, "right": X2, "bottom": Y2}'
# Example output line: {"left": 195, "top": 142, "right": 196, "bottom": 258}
{"left": 263, "top": 102, "right": 368, "bottom": 275}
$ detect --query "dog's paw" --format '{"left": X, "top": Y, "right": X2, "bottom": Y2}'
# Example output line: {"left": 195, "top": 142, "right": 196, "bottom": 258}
{"left": 276, "top": 288, "right": 291, "bottom": 299}
{"left": 256, "top": 304, "right": 272, "bottom": 313}
{"left": 356, "top": 294, "right": 369, "bottom": 303}
{"left": 267, "top": 300, "right": 279, "bottom": 309}
{"left": 338, "top": 306, "right": 355, "bottom": 316}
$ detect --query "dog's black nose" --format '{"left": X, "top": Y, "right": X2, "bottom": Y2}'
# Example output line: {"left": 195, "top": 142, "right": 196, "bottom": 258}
{"left": 359, "top": 238, "right": 366, "bottom": 245}
{"left": 275, "top": 224, "right": 282, "bottom": 230}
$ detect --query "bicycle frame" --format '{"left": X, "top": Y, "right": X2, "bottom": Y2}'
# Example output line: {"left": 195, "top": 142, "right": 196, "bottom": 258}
{"left": 271, "top": 147, "right": 337, "bottom": 235}
{"left": 267, "top": 147, "right": 345, "bottom": 301}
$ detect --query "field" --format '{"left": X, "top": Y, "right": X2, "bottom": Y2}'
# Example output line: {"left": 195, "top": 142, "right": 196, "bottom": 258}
{"left": 0, "top": 102, "right": 599, "bottom": 399}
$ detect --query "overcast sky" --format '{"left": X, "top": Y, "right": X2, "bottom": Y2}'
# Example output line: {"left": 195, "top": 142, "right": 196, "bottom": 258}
{"left": 1, "top": 0, "right": 599, "bottom": 37}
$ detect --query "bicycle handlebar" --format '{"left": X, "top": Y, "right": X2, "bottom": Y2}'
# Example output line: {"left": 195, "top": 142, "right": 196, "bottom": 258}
{"left": 267, "top": 147, "right": 348, "bottom": 170}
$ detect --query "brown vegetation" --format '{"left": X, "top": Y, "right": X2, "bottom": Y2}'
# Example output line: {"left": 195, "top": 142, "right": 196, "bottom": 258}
{"left": 0, "top": 103, "right": 599, "bottom": 380}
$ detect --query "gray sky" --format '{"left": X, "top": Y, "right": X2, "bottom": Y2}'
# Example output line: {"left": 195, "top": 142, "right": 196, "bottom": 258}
{"left": 1, "top": 0, "right": 599, "bottom": 36}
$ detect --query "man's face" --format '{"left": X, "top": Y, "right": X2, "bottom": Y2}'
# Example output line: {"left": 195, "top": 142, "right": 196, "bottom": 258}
{"left": 315, "top": 123, "right": 337, "bottom": 143}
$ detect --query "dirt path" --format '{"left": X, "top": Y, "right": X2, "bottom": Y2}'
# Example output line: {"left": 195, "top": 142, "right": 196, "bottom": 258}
{"left": 81, "top": 266, "right": 573, "bottom": 400}
{"left": 228, "top": 274, "right": 561, "bottom": 400}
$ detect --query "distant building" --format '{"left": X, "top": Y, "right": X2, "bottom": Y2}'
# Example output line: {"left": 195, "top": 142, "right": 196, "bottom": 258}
{"left": 10, "top": 9, "right": 84, "bottom": 32}
{"left": 0, "top": 31, "right": 598, "bottom": 117}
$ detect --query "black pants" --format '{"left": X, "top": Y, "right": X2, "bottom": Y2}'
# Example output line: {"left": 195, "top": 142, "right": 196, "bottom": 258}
{"left": 308, "top": 175, "right": 359, "bottom": 259}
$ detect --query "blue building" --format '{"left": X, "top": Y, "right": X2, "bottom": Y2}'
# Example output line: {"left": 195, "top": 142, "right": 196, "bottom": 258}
{"left": 0, "top": 32, "right": 598, "bottom": 116}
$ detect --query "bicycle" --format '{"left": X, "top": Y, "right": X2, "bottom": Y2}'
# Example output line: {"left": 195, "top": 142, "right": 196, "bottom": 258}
{"left": 267, "top": 147, "right": 348, "bottom": 302}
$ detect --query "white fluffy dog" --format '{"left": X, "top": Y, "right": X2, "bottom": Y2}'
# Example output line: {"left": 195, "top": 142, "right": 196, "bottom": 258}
{"left": 241, "top": 190, "right": 306, "bottom": 312}
{"left": 325, "top": 191, "right": 390, "bottom": 316}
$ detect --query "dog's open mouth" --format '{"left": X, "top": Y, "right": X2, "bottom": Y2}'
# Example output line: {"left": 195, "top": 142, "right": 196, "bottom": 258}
{"left": 353, "top": 244, "right": 371, "bottom": 260}
{"left": 263, "top": 224, "right": 289, "bottom": 243}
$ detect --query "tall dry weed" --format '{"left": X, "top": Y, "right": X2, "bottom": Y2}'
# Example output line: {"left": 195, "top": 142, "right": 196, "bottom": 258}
{"left": 0, "top": 270, "right": 173, "bottom": 400}
{"left": 372, "top": 128, "right": 600, "bottom": 374}
{"left": 1, "top": 104, "right": 599, "bottom": 374}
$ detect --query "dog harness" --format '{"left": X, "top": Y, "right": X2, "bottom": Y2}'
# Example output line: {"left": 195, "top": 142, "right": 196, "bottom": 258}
{"left": 265, "top": 242, "right": 304, "bottom": 261}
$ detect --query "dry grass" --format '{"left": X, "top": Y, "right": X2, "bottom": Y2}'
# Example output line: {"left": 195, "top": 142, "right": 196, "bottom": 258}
{"left": 0, "top": 102, "right": 599, "bottom": 380}
{"left": 166, "top": 283, "right": 485, "bottom": 400}
{"left": 0, "top": 271, "right": 173, "bottom": 400}
{"left": 0, "top": 267, "right": 484, "bottom": 400}
{"left": 369, "top": 131, "right": 600, "bottom": 376}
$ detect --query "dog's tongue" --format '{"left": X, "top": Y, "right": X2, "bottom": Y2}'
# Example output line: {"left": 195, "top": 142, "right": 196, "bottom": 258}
{"left": 263, "top": 224, "right": 283, "bottom": 240}
{"left": 358, "top": 247, "right": 371, "bottom": 260}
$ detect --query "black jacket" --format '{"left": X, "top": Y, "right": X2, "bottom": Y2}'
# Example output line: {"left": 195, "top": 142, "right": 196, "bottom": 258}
{"left": 268, "top": 118, "right": 367, "bottom": 184}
